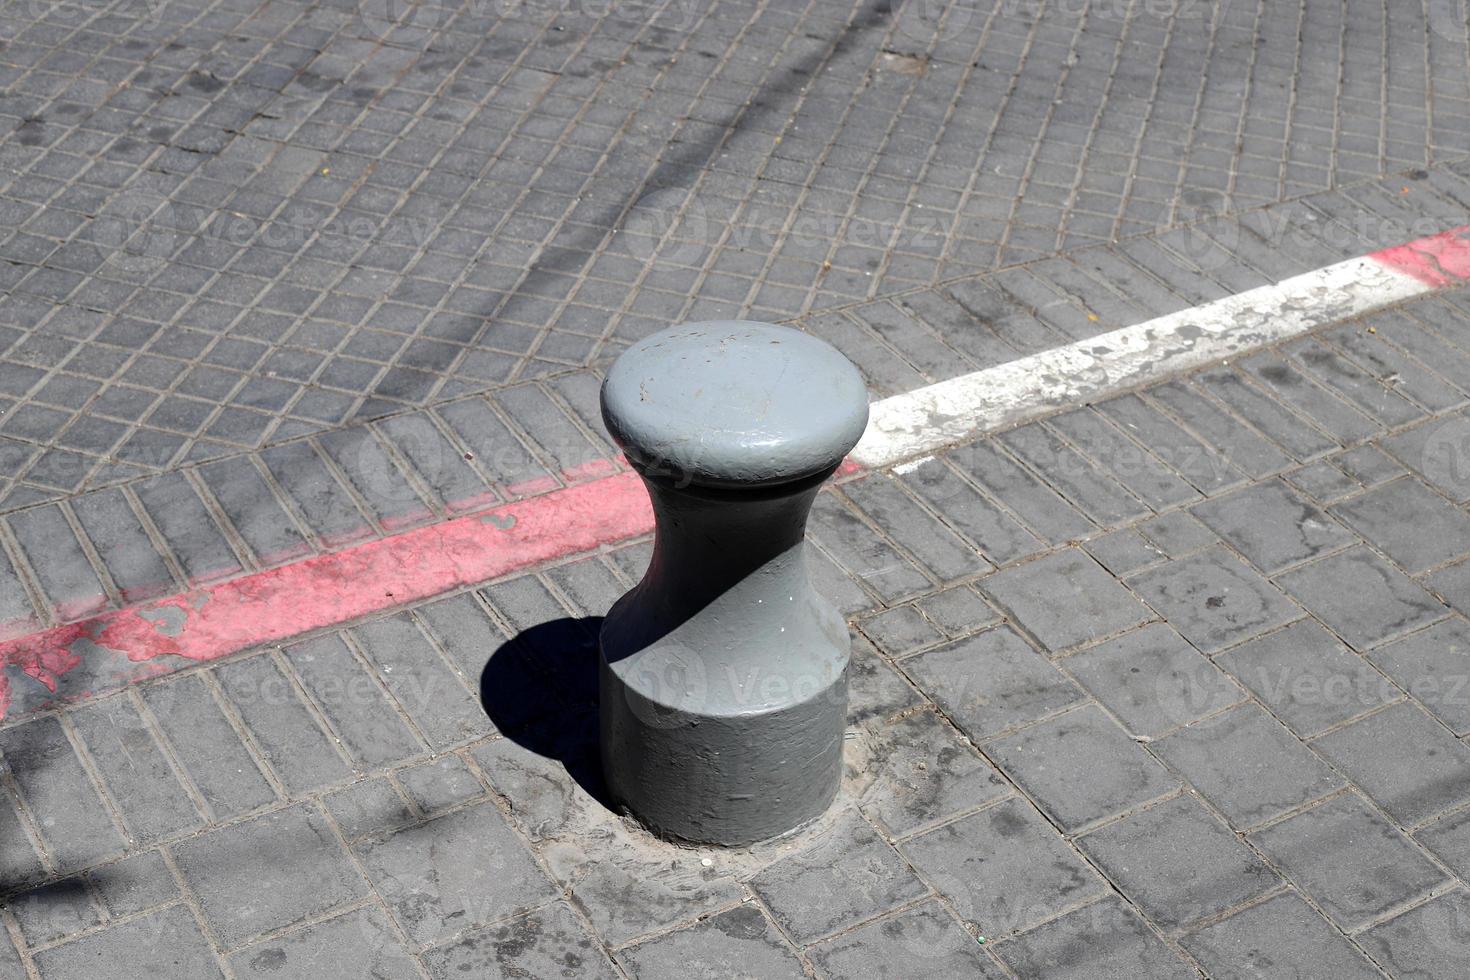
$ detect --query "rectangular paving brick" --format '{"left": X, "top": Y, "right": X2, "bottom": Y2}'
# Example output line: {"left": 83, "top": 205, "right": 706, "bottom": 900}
{"left": 1062, "top": 623, "right": 1243, "bottom": 737}
{"left": 8, "top": 503, "right": 108, "bottom": 621}
{"left": 425, "top": 903, "right": 619, "bottom": 980}
{"left": 215, "top": 654, "right": 351, "bottom": 796}
{"left": 172, "top": 803, "right": 368, "bottom": 947}
{"left": 1182, "top": 891, "right": 1382, "bottom": 980}
{"left": 1237, "top": 352, "right": 1379, "bottom": 445}
{"left": 808, "top": 901, "right": 1007, "bottom": 980}
{"left": 987, "top": 705, "right": 1177, "bottom": 834}
{"left": 1313, "top": 701, "right": 1470, "bottom": 826}
{"left": 1048, "top": 408, "right": 1201, "bottom": 510}
{"left": 198, "top": 456, "right": 311, "bottom": 566}
{"left": 229, "top": 906, "right": 423, "bottom": 980}
{"left": 1147, "top": 380, "right": 1294, "bottom": 479}
{"left": 998, "top": 423, "right": 1148, "bottom": 527}
{"left": 990, "top": 894, "right": 1197, "bottom": 980}
{"left": 1218, "top": 618, "right": 1397, "bottom": 736}
{"left": 905, "top": 627, "right": 1086, "bottom": 740}
{"left": 139, "top": 674, "right": 276, "bottom": 821}
{"left": 860, "top": 708, "right": 1009, "bottom": 836}
{"left": 1194, "top": 369, "right": 1339, "bottom": 462}
{"left": 1276, "top": 546, "right": 1445, "bottom": 649}
{"left": 982, "top": 548, "right": 1153, "bottom": 653}
{"left": 1076, "top": 794, "right": 1277, "bottom": 929}
{"left": 902, "top": 797, "right": 1107, "bottom": 938}
{"left": 32, "top": 906, "right": 225, "bottom": 980}
{"left": 893, "top": 460, "right": 1041, "bottom": 568}
{"left": 69, "top": 696, "right": 203, "bottom": 844}
{"left": 1359, "top": 891, "right": 1470, "bottom": 979}
{"left": 1128, "top": 546, "right": 1301, "bottom": 654}
{"left": 949, "top": 439, "right": 1096, "bottom": 545}
{"left": 808, "top": 493, "right": 934, "bottom": 602}
{"left": 71, "top": 488, "right": 175, "bottom": 604}
{"left": 1192, "top": 480, "right": 1356, "bottom": 574}
{"left": 1286, "top": 338, "right": 1424, "bottom": 427}
{"left": 617, "top": 905, "right": 806, "bottom": 980}
{"left": 751, "top": 811, "right": 928, "bottom": 943}
{"left": 1153, "top": 703, "right": 1344, "bottom": 831}
{"left": 282, "top": 634, "right": 424, "bottom": 768}
{"left": 1367, "top": 618, "right": 1470, "bottom": 735}
{"left": 376, "top": 412, "right": 497, "bottom": 513}
{"left": 261, "top": 440, "right": 375, "bottom": 548}
{"left": 1097, "top": 393, "right": 1245, "bottom": 494}
{"left": 1331, "top": 476, "right": 1470, "bottom": 573}
{"left": 133, "top": 472, "right": 244, "bottom": 584}
{"left": 316, "top": 424, "right": 437, "bottom": 528}
{"left": 1249, "top": 793, "right": 1448, "bottom": 932}
{"left": 354, "top": 800, "right": 557, "bottom": 946}
{"left": 0, "top": 716, "right": 124, "bottom": 870}
{"left": 350, "top": 614, "right": 490, "bottom": 748}
{"left": 844, "top": 472, "right": 993, "bottom": 581}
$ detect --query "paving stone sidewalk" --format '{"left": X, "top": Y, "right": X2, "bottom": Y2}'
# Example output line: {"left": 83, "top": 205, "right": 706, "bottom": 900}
{"left": 3, "top": 0, "right": 1470, "bottom": 525}
{"left": 6, "top": 282, "right": 1470, "bottom": 977}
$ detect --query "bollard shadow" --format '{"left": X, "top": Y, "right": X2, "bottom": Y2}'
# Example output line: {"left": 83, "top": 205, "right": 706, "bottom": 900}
{"left": 478, "top": 616, "right": 612, "bottom": 809}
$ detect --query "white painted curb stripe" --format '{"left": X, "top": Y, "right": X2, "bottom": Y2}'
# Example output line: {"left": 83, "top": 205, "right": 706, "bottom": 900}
{"left": 851, "top": 254, "right": 1433, "bottom": 469}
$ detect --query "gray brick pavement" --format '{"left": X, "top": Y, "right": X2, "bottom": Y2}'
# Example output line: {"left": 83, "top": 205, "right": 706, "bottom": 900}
{"left": 5, "top": 0, "right": 1470, "bottom": 975}
{"left": 8, "top": 282, "right": 1470, "bottom": 974}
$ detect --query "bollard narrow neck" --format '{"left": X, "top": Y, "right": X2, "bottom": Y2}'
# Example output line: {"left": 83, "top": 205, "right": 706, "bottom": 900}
{"left": 636, "top": 469, "right": 828, "bottom": 613}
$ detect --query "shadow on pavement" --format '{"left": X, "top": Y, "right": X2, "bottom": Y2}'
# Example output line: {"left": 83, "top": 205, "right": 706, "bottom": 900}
{"left": 478, "top": 616, "right": 612, "bottom": 809}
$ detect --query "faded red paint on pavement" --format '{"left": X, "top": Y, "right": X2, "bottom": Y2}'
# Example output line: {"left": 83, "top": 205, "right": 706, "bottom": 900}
{"left": 1370, "top": 225, "right": 1470, "bottom": 286}
{"left": 0, "top": 470, "right": 653, "bottom": 720}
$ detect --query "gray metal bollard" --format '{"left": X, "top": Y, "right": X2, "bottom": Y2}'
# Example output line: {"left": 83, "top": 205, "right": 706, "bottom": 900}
{"left": 598, "top": 320, "right": 869, "bottom": 845}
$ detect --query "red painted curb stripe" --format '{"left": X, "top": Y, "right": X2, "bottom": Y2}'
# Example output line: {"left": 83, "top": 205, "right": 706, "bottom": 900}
{"left": 1369, "top": 225, "right": 1470, "bottom": 287}
{"left": 0, "top": 471, "right": 654, "bottom": 719}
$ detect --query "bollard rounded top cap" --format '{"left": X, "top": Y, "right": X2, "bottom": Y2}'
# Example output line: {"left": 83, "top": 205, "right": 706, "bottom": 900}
{"left": 601, "top": 321, "right": 869, "bottom": 488}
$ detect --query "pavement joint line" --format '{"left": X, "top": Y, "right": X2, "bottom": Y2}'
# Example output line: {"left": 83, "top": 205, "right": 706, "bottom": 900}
{"left": 2, "top": 224, "right": 1469, "bottom": 723}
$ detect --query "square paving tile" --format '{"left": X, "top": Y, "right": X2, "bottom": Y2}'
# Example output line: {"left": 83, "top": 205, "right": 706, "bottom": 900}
{"left": 353, "top": 800, "right": 557, "bottom": 946}
{"left": 986, "top": 705, "right": 1177, "bottom": 833}
{"left": 1368, "top": 618, "right": 1470, "bottom": 734}
{"left": 423, "top": 902, "right": 618, "bottom": 980}
{"left": 1359, "top": 890, "right": 1470, "bottom": 980}
{"left": 1062, "top": 622, "right": 1244, "bottom": 737}
{"left": 1218, "top": 619, "right": 1396, "bottom": 736}
{"left": 1152, "top": 704, "right": 1343, "bottom": 829}
{"left": 1181, "top": 890, "right": 1382, "bottom": 980}
{"left": 1191, "top": 480, "right": 1356, "bottom": 573}
{"left": 1276, "top": 546, "right": 1445, "bottom": 649}
{"left": 807, "top": 901, "right": 1007, "bottom": 979}
{"left": 171, "top": 804, "right": 368, "bottom": 947}
{"left": 1312, "top": 701, "right": 1470, "bottom": 825}
{"left": 32, "top": 906, "right": 224, "bottom": 980}
{"left": 1248, "top": 793, "right": 1449, "bottom": 932}
{"left": 750, "top": 811, "right": 928, "bottom": 944}
{"left": 1128, "top": 546, "right": 1301, "bottom": 654}
{"left": 990, "top": 894, "right": 1197, "bottom": 980}
{"left": 901, "top": 798, "right": 1108, "bottom": 939}
{"left": 1332, "top": 477, "right": 1470, "bottom": 573}
{"left": 229, "top": 906, "right": 422, "bottom": 980}
{"left": 858, "top": 708, "right": 1010, "bottom": 836}
{"left": 903, "top": 626, "right": 1086, "bottom": 739}
{"left": 616, "top": 905, "right": 806, "bottom": 980}
{"left": 979, "top": 548, "right": 1152, "bottom": 652}
{"left": 1075, "top": 794, "right": 1278, "bottom": 929}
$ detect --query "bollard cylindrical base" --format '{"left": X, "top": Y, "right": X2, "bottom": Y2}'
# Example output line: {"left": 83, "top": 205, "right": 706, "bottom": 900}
{"left": 599, "top": 649, "right": 847, "bottom": 846}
